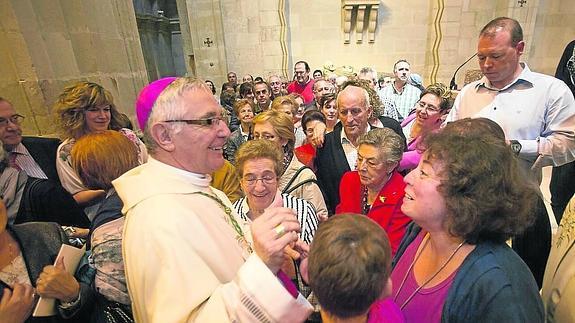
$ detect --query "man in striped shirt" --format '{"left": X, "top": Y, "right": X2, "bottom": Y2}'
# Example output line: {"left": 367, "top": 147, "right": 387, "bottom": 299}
{"left": 378, "top": 59, "right": 422, "bottom": 120}
{"left": 0, "top": 97, "right": 60, "bottom": 181}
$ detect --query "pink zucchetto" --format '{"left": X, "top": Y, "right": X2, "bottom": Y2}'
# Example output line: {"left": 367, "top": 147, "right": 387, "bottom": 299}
{"left": 135, "top": 77, "right": 177, "bottom": 131}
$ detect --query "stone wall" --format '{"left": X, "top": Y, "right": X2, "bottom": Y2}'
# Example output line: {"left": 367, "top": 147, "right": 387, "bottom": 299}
{"left": 0, "top": 0, "right": 148, "bottom": 136}
{"left": 528, "top": 0, "right": 575, "bottom": 75}
{"left": 2, "top": 0, "right": 573, "bottom": 137}
{"left": 209, "top": 0, "right": 575, "bottom": 88}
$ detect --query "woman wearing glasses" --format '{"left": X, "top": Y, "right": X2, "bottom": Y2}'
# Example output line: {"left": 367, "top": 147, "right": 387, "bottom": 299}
{"left": 400, "top": 83, "right": 453, "bottom": 171}
{"left": 233, "top": 139, "right": 318, "bottom": 298}
{"left": 252, "top": 110, "right": 328, "bottom": 221}
{"left": 335, "top": 128, "right": 411, "bottom": 254}
{"left": 53, "top": 81, "right": 147, "bottom": 220}
{"left": 233, "top": 139, "right": 318, "bottom": 245}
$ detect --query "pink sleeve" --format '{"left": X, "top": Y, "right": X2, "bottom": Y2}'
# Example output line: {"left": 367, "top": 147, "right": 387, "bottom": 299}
{"left": 399, "top": 150, "right": 421, "bottom": 171}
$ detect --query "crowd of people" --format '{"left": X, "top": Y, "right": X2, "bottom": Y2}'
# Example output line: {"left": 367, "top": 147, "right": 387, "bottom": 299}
{"left": 0, "top": 16, "right": 574, "bottom": 323}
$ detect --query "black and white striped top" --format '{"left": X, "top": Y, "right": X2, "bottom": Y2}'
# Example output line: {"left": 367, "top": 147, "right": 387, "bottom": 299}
{"left": 233, "top": 193, "right": 319, "bottom": 245}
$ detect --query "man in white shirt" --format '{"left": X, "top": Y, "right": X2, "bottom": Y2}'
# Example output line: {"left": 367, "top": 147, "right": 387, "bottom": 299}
{"left": 445, "top": 17, "right": 575, "bottom": 288}
{"left": 115, "top": 77, "right": 312, "bottom": 322}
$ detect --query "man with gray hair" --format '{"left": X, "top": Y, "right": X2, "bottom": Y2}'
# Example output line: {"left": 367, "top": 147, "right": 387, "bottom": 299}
{"left": 314, "top": 85, "right": 372, "bottom": 215}
{"left": 445, "top": 17, "right": 575, "bottom": 288}
{"left": 305, "top": 78, "right": 335, "bottom": 111}
{"left": 268, "top": 74, "right": 283, "bottom": 99}
{"left": 116, "top": 77, "right": 312, "bottom": 322}
{"left": 357, "top": 67, "right": 378, "bottom": 89}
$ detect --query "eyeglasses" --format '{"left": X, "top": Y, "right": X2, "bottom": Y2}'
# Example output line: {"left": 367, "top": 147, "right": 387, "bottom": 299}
{"left": 86, "top": 105, "right": 112, "bottom": 113}
{"left": 164, "top": 116, "right": 224, "bottom": 127}
{"left": 416, "top": 101, "right": 441, "bottom": 113}
{"left": 243, "top": 175, "right": 277, "bottom": 186}
{"left": 0, "top": 114, "right": 25, "bottom": 127}
{"left": 253, "top": 133, "right": 276, "bottom": 140}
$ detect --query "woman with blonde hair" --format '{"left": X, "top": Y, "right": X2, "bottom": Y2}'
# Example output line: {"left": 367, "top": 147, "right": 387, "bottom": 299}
{"left": 53, "top": 81, "right": 147, "bottom": 220}
{"left": 252, "top": 110, "right": 328, "bottom": 221}
{"left": 272, "top": 95, "right": 307, "bottom": 148}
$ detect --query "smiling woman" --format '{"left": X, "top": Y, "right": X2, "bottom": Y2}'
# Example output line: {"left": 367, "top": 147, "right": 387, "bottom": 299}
{"left": 391, "top": 118, "right": 543, "bottom": 322}
{"left": 53, "top": 82, "right": 148, "bottom": 220}
{"left": 399, "top": 83, "right": 453, "bottom": 171}
{"left": 233, "top": 139, "right": 318, "bottom": 246}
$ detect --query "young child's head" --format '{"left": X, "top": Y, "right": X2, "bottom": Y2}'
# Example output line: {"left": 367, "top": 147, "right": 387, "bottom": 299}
{"left": 308, "top": 213, "right": 392, "bottom": 320}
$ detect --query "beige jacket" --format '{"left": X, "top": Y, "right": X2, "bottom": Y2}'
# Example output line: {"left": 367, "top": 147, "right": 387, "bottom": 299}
{"left": 542, "top": 196, "right": 575, "bottom": 322}
{"left": 279, "top": 157, "right": 328, "bottom": 221}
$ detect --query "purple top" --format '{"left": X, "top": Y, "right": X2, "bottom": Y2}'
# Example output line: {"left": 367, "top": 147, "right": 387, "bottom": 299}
{"left": 399, "top": 114, "right": 422, "bottom": 171}
{"left": 367, "top": 298, "right": 405, "bottom": 323}
{"left": 391, "top": 231, "right": 458, "bottom": 323}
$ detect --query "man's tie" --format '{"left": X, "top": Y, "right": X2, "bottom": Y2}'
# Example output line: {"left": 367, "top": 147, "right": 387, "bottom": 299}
{"left": 8, "top": 152, "right": 21, "bottom": 171}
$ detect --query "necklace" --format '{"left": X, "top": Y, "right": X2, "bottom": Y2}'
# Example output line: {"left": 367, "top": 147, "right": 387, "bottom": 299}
{"left": 393, "top": 233, "right": 465, "bottom": 310}
{"left": 360, "top": 185, "right": 370, "bottom": 215}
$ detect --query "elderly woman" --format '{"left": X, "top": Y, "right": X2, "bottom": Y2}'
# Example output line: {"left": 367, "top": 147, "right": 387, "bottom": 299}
{"left": 391, "top": 118, "right": 544, "bottom": 322}
{"left": 336, "top": 128, "right": 411, "bottom": 254}
{"left": 224, "top": 99, "right": 255, "bottom": 163}
{"left": 67, "top": 130, "right": 139, "bottom": 321}
{"left": 0, "top": 196, "right": 93, "bottom": 323}
{"left": 253, "top": 110, "right": 328, "bottom": 221}
{"left": 53, "top": 81, "right": 147, "bottom": 220}
{"left": 232, "top": 139, "right": 318, "bottom": 245}
{"left": 399, "top": 83, "right": 452, "bottom": 171}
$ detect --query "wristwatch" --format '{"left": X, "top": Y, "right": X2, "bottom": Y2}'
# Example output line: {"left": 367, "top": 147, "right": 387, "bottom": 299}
{"left": 509, "top": 140, "right": 522, "bottom": 156}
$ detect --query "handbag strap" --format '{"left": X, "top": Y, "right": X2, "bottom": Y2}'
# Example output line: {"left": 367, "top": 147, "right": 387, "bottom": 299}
{"left": 282, "top": 166, "right": 313, "bottom": 194}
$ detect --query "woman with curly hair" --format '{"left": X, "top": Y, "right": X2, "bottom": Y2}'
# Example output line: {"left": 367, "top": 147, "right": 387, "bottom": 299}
{"left": 391, "top": 118, "right": 544, "bottom": 322}
{"left": 53, "top": 81, "right": 147, "bottom": 220}
{"left": 399, "top": 83, "right": 453, "bottom": 171}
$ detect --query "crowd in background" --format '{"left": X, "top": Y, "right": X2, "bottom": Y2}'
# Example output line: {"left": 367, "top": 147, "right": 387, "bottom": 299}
{"left": 0, "top": 16, "right": 574, "bottom": 323}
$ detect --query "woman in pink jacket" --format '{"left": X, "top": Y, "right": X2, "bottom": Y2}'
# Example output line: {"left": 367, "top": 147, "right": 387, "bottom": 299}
{"left": 399, "top": 83, "right": 453, "bottom": 171}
